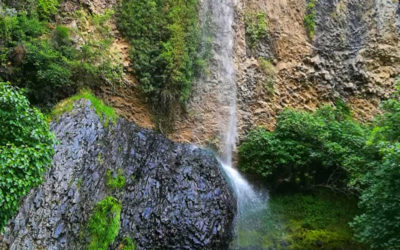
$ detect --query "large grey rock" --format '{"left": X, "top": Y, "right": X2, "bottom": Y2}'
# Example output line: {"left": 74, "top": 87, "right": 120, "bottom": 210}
{"left": 1, "top": 100, "right": 235, "bottom": 249}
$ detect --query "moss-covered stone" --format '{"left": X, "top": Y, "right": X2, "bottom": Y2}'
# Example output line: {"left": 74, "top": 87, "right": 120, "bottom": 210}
{"left": 87, "top": 196, "right": 122, "bottom": 250}
{"left": 48, "top": 89, "right": 118, "bottom": 127}
{"left": 106, "top": 169, "right": 126, "bottom": 190}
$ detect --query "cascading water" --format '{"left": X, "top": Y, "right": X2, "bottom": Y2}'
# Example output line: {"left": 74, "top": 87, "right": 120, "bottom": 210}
{"left": 200, "top": 0, "right": 269, "bottom": 248}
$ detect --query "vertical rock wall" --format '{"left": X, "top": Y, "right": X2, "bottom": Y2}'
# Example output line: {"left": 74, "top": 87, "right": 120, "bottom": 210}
{"left": 1, "top": 100, "right": 235, "bottom": 250}
{"left": 235, "top": 0, "right": 400, "bottom": 138}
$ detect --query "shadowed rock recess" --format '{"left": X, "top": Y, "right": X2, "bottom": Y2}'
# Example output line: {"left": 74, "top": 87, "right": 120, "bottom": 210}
{"left": 1, "top": 100, "right": 235, "bottom": 250}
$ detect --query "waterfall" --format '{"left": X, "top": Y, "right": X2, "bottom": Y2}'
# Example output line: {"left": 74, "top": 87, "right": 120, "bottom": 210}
{"left": 199, "top": 0, "right": 269, "bottom": 248}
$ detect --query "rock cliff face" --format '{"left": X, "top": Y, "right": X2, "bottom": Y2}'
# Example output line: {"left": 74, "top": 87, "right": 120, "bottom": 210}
{"left": 1, "top": 100, "right": 235, "bottom": 249}
{"left": 171, "top": 0, "right": 400, "bottom": 146}
{"left": 235, "top": 0, "right": 400, "bottom": 136}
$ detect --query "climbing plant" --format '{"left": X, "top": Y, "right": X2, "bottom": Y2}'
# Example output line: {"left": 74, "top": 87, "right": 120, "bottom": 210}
{"left": 0, "top": 82, "right": 56, "bottom": 231}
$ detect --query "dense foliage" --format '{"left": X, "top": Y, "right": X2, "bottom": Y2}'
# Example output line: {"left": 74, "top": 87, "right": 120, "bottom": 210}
{"left": 0, "top": 3, "right": 122, "bottom": 109}
{"left": 117, "top": 0, "right": 204, "bottom": 128}
{"left": 239, "top": 98, "right": 400, "bottom": 248}
{"left": 239, "top": 102, "right": 367, "bottom": 191}
{"left": 0, "top": 82, "right": 55, "bottom": 231}
{"left": 87, "top": 196, "right": 122, "bottom": 250}
{"left": 349, "top": 99, "right": 400, "bottom": 249}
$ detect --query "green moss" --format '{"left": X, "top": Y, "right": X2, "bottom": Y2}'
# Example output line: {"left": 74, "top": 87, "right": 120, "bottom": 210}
{"left": 235, "top": 190, "right": 364, "bottom": 249}
{"left": 244, "top": 11, "right": 268, "bottom": 49}
{"left": 119, "top": 237, "right": 137, "bottom": 250}
{"left": 106, "top": 169, "right": 126, "bottom": 190}
{"left": 87, "top": 196, "right": 122, "bottom": 250}
{"left": 304, "top": 0, "right": 317, "bottom": 39}
{"left": 48, "top": 89, "right": 118, "bottom": 127}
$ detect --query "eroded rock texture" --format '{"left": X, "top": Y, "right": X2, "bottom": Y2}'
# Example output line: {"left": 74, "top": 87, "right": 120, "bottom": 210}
{"left": 1, "top": 100, "right": 235, "bottom": 250}
{"left": 235, "top": 0, "right": 400, "bottom": 137}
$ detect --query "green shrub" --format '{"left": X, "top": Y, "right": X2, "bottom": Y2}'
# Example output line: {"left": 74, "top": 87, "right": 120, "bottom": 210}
{"left": 0, "top": 12, "right": 46, "bottom": 66}
{"left": 21, "top": 39, "right": 74, "bottom": 106}
{"left": 350, "top": 143, "right": 400, "bottom": 249}
{"left": 244, "top": 11, "right": 268, "bottom": 49}
{"left": 0, "top": 82, "right": 56, "bottom": 231}
{"left": 87, "top": 196, "right": 122, "bottom": 250}
{"left": 37, "top": 0, "right": 59, "bottom": 20}
{"left": 304, "top": 0, "right": 317, "bottom": 39}
{"left": 117, "top": 0, "right": 203, "bottom": 128}
{"left": 106, "top": 169, "right": 126, "bottom": 190}
{"left": 1, "top": 5, "right": 122, "bottom": 109}
{"left": 239, "top": 102, "right": 367, "bottom": 191}
{"left": 348, "top": 99, "right": 400, "bottom": 249}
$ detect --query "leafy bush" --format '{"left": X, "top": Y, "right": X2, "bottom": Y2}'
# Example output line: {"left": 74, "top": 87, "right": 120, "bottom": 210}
{"left": 350, "top": 143, "right": 400, "bottom": 249}
{"left": 239, "top": 102, "right": 367, "bottom": 191}
{"left": 239, "top": 97, "right": 400, "bottom": 248}
{"left": 304, "top": 0, "right": 317, "bottom": 39}
{"left": 0, "top": 82, "right": 55, "bottom": 231}
{"left": 21, "top": 39, "right": 74, "bottom": 106}
{"left": 244, "top": 11, "right": 268, "bottom": 49}
{"left": 87, "top": 196, "right": 122, "bottom": 250}
{"left": 1, "top": 5, "right": 123, "bottom": 109}
{"left": 0, "top": 12, "right": 46, "bottom": 66}
{"left": 117, "top": 0, "right": 203, "bottom": 127}
{"left": 348, "top": 99, "right": 400, "bottom": 249}
{"left": 37, "top": 0, "right": 59, "bottom": 20}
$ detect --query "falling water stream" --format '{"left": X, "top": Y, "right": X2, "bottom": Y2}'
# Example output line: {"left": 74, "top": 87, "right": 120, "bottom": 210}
{"left": 200, "top": 0, "right": 269, "bottom": 248}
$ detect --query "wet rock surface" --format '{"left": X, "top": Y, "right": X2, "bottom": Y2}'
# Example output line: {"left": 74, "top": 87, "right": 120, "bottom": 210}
{"left": 1, "top": 100, "right": 235, "bottom": 250}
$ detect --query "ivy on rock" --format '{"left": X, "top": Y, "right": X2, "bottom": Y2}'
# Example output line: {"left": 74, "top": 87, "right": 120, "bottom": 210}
{"left": 0, "top": 82, "right": 56, "bottom": 231}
